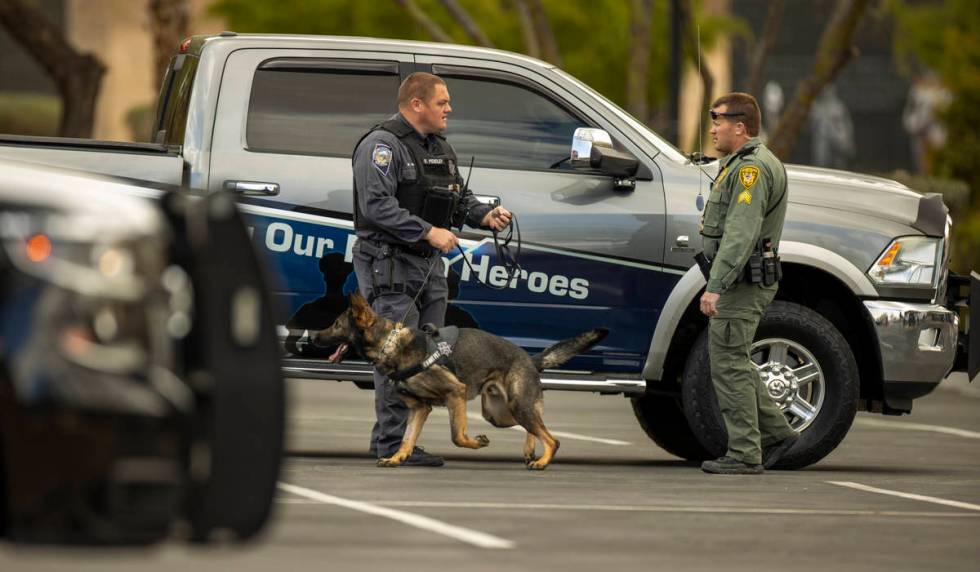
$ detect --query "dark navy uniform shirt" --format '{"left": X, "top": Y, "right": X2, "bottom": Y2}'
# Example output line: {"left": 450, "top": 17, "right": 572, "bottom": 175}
{"left": 352, "top": 113, "right": 491, "bottom": 246}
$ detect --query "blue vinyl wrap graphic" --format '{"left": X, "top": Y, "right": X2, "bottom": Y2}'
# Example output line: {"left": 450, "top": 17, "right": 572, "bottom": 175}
{"left": 241, "top": 204, "right": 678, "bottom": 374}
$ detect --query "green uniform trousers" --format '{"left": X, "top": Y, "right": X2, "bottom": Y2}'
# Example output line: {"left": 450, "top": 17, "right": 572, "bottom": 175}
{"left": 709, "top": 281, "right": 795, "bottom": 465}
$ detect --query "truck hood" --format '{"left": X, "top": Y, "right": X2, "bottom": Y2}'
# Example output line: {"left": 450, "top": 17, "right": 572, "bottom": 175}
{"left": 783, "top": 164, "right": 922, "bottom": 227}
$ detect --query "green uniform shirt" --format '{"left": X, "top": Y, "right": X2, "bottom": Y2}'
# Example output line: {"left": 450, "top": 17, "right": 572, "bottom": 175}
{"left": 700, "top": 137, "right": 788, "bottom": 294}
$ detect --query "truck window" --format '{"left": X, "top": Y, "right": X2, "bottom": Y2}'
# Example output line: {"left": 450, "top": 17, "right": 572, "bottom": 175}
{"left": 441, "top": 76, "right": 588, "bottom": 171}
{"left": 154, "top": 54, "right": 200, "bottom": 147}
{"left": 246, "top": 69, "right": 399, "bottom": 157}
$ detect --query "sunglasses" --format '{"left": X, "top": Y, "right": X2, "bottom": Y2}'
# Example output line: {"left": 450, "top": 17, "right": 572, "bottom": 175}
{"left": 709, "top": 110, "right": 746, "bottom": 120}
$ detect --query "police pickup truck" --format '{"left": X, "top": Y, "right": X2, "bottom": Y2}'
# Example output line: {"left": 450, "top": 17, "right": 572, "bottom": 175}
{"left": 1, "top": 33, "right": 974, "bottom": 469}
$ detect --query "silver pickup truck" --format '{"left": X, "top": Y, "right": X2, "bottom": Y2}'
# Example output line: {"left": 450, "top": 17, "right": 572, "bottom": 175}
{"left": 1, "top": 33, "right": 974, "bottom": 469}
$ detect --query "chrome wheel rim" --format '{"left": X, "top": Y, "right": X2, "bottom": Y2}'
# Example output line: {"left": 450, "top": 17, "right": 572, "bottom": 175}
{"left": 752, "top": 337, "right": 825, "bottom": 432}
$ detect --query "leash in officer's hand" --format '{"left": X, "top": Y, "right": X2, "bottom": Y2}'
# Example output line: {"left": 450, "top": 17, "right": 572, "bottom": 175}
{"left": 454, "top": 156, "right": 523, "bottom": 291}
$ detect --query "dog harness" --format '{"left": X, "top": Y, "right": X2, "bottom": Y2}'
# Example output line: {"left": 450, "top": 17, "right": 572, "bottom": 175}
{"left": 389, "top": 325, "right": 459, "bottom": 382}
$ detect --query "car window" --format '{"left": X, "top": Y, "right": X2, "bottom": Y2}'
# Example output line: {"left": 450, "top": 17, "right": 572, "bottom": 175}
{"left": 246, "top": 69, "right": 399, "bottom": 156}
{"left": 441, "top": 76, "right": 589, "bottom": 171}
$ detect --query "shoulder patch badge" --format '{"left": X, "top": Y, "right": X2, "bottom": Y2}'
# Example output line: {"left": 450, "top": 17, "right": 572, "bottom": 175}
{"left": 737, "top": 189, "right": 752, "bottom": 205}
{"left": 372, "top": 143, "right": 393, "bottom": 176}
{"left": 738, "top": 165, "right": 760, "bottom": 190}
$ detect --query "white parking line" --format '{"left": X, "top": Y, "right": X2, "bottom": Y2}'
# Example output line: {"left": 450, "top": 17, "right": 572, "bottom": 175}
{"left": 276, "top": 498, "right": 980, "bottom": 518}
{"left": 276, "top": 482, "right": 515, "bottom": 549}
{"left": 853, "top": 417, "right": 980, "bottom": 440}
{"left": 827, "top": 481, "right": 980, "bottom": 512}
{"left": 462, "top": 412, "right": 631, "bottom": 445}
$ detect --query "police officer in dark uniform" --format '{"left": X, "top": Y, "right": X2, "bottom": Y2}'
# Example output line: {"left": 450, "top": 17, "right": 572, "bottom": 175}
{"left": 698, "top": 92, "right": 798, "bottom": 475}
{"left": 352, "top": 72, "right": 513, "bottom": 467}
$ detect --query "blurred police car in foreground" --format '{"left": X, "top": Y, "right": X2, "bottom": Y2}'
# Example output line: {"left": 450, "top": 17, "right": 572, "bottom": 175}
{"left": 0, "top": 160, "right": 284, "bottom": 544}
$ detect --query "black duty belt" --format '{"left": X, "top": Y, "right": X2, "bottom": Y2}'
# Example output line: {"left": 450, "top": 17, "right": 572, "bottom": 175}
{"left": 358, "top": 239, "right": 436, "bottom": 259}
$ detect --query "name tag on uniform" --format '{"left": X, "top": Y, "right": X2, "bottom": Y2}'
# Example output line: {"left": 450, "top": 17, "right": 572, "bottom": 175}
{"left": 422, "top": 158, "right": 445, "bottom": 165}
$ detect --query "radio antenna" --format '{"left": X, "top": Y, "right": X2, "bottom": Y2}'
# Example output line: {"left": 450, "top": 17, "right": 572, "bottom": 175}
{"left": 696, "top": 23, "right": 705, "bottom": 211}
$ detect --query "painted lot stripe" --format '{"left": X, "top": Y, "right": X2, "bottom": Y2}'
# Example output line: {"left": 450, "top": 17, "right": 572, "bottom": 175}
{"left": 828, "top": 481, "right": 980, "bottom": 512}
{"left": 460, "top": 411, "right": 632, "bottom": 445}
{"left": 854, "top": 417, "right": 980, "bottom": 440}
{"left": 276, "top": 498, "right": 980, "bottom": 518}
{"left": 277, "top": 482, "right": 514, "bottom": 549}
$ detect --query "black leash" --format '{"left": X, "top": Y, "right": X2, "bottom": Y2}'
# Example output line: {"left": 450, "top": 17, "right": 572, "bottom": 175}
{"left": 455, "top": 213, "right": 522, "bottom": 290}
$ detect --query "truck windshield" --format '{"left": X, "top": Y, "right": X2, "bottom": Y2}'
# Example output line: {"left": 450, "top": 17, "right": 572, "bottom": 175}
{"left": 153, "top": 54, "right": 200, "bottom": 148}
{"left": 552, "top": 68, "right": 688, "bottom": 164}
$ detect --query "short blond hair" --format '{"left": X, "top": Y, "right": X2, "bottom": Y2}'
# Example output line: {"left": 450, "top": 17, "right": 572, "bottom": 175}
{"left": 397, "top": 72, "right": 447, "bottom": 107}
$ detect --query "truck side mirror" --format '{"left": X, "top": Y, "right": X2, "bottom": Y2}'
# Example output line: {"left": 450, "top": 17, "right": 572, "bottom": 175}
{"left": 569, "top": 127, "right": 639, "bottom": 189}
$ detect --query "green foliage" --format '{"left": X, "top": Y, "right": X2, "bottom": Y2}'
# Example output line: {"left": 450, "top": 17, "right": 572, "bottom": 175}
{"left": 0, "top": 92, "right": 60, "bottom": 136}
{"left": 887, "top": 0, "right": 980, "bottom": 272}
{"left": 209, "top": 0, "right": 679, "bottom": 118}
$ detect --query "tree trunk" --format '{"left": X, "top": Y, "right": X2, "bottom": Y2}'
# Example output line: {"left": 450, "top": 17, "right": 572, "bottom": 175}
{"left": 627, "top": 0, "right": 653, "bottom": 124}
{"left": 768, "top": 0, "right": 870, "bottom": 160}
{"left": 395, "top": 0, "right": 453, "bottom": 44}
{"left": 148, "top": 0, "right": 189, "bottom": 92}
{"left": 439, "top": 0, "right": 494, "bottom": 48}
{"left": 745, "top": 0, "right": 784, "bottom": 99}
{"left": 512, "top": 0, "right": 541, "bottom": 59}
{"left": 679, "top": 0, "right": 713, "bottom": 151}
{"left": 528, "top": 0, "right": 562, "bottom": 67}
{"left": 0, "top": 0, "right": 105, "bottom": 138}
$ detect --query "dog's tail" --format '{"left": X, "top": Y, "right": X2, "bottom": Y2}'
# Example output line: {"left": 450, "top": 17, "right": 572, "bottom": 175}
{"left": 531, "top": 328, "right": 609, "bottom": 371}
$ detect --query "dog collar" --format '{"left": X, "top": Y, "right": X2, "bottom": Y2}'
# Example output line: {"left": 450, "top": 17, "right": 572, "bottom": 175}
{"left": 380, "top": 326, "right": 402, "bottom": 359}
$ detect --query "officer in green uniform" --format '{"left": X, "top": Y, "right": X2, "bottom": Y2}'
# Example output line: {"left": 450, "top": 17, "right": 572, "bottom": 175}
{"left": 698, "top": 93, "right": 799, "bottom": 475}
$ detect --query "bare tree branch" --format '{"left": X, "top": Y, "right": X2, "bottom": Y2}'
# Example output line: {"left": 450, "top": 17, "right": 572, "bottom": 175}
{"left": 627, "top": 0, "right": 653, "bottom": 123}
{"left": 679, "top": 0, "right": 713, "bottom": 151}
{"left": 512, "top": 0, "right": 541, "bottom": 58}
{"left": 0, "top": 0, "right": 105, "bottom": 138}
{"left": 439, "top": 0, "right": 494, "bottom": 47}
{"left": 768, "top": 0, "right": 870, "bottom": 160}
{"left": 745, "top": 0, "right": 784, "bottom": 99}
{"left": 528, "top": 0, "right": 562, "bottom": 66}
{"left": 394, "top": 0, "right": 453, "bottom": 44}
{"left": 149, "top": 0, "right": 189, "bottom": 92}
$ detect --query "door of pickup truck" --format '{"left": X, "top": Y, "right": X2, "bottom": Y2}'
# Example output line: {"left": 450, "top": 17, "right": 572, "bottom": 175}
{"left": 414, "top": 56, "right": 672, "bottom": 372}
{"left": 208, "top": 48, "right": 418, "bottom": 357}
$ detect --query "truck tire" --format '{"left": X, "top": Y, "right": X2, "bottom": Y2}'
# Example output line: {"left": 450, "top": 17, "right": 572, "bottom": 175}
{"left": 631, "top": 394, "right": 713, "bottom": 461}
{"left": 681, "top": 300, "right": 859, "bottom": 469}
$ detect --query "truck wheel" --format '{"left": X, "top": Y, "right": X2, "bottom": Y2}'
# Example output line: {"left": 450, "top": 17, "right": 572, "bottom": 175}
{"left": 631, "top": 395, "right": 713, "bottom": 461}
{"left": 681, "top": 300, "right": 859, "bottom": 469}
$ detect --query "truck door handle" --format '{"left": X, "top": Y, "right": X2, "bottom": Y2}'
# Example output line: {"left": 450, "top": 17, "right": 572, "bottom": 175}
{"left": 676, "top": 235, "right": 689, "bottom": 247}
{"left": 224, "top": 180, "right": 280, "bottom": 196}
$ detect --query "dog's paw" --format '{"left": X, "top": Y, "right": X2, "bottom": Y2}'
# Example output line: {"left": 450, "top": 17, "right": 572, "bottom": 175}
{"left": 526, "top": 459, "right": 549, "bottom": 470}
{"left": 475, "top": 434, "right": 490, "bottom": 448}
{"left": 523, "top": 454, "right": 538, "bottom": 465}
{"left": 377, "top": 457, "right": 401, "bottom": 468}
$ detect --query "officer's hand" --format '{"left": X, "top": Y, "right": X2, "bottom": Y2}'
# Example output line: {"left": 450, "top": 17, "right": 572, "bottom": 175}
{"left": 425, "top": 227, "right": 459, "bottom": 253}
{"left": 700, "top": 291, "right": 720, "bottom": 317}
{"left": 481, "top": 206, "right": 512, "bottom": 231}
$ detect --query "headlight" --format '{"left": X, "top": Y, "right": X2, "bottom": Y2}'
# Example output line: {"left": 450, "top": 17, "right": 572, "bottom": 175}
{"left": 868, "top": 236, "right": 941, "bottom": 287}
{"left": 0, "top": 210, "right": 146, "bottom": 301}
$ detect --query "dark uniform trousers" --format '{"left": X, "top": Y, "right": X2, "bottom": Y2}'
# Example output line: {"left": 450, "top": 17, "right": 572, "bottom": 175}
{"left": 352, "top": 244, "right": 447, "bottom": 457}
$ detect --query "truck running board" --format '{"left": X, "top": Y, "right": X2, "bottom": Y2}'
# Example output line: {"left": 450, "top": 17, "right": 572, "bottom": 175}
{"left": 281, "top": 358, "right": 647, "bottom": 395}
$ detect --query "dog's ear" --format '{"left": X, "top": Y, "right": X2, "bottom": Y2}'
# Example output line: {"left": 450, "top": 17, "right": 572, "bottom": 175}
{"left": 349, "top": 292, "right": 376, "bottom": 328}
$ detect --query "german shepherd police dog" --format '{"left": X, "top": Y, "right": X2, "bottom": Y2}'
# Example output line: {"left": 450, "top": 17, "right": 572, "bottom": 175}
{"left": 312, "top": 292, "right": 608, "bottom": 470}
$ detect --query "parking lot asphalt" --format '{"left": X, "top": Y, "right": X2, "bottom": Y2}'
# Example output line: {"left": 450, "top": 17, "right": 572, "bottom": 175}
{"left": 3, "top": 374, "right": 978, "bottom": 572}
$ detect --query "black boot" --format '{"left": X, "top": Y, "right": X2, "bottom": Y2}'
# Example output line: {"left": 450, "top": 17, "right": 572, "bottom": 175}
{"left": 701, "top": 456, "right": 764, "bottom": 475}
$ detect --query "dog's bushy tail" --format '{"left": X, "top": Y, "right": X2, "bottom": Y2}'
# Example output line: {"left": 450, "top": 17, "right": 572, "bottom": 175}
{"left": 532, "top": 328, "right": 609, "bottom": 371}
